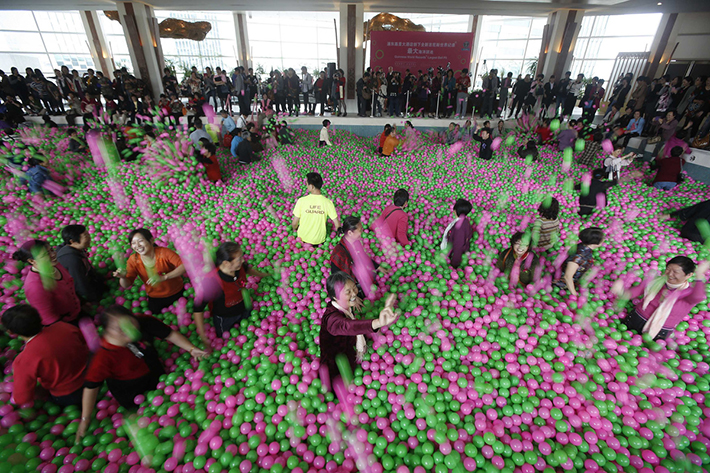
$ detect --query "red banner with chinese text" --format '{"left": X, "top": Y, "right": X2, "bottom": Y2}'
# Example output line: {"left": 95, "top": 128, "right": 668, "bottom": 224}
{"left": 369, "top": 31, "right": 474, "bottom": 74}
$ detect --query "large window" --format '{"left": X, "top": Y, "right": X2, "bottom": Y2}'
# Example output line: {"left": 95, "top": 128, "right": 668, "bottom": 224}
{"left": 247, "top": 11, "right": 339, "bottom": 76}
{"left": 0, "top": 10, "right": 94, "bottom": 77}
{"left": 98, "top": 12, "right": 133, "bottom": 73}
{"left": 155, "top": 10, "right": 238, "bottom": 80}
{"left": 570, "top": 13, "right": 662, "bottom": 82}
{"left": 475, "top": 16, "right": 547, "bottom": 88}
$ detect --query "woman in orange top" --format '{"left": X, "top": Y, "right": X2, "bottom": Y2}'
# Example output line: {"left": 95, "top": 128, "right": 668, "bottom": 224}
{"left": 113, "top": 229, "right": 186, "bottom": 314}
{"left": 382, "top": 128, "right": 400, "bottom": 157}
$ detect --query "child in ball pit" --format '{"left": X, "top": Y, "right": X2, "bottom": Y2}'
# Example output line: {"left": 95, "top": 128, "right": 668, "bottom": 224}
{"left": 553, "top": 227, "right": 605, "bottom": 296}
{"left": 319, "top": 272, "right": 398, "bottom": 389}
{"left": 193, "top": 242, "right": 269, "bottom": 350}
{"left": 441, "top": 198, "right": 474, "bottom": 268}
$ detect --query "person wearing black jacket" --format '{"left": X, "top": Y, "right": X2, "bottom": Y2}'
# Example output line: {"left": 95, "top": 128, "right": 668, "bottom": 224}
{"left": 471, "top": 128, "right": 493, "bottom": 160}
{"left": 517, "top": 140, "right": 539, "bottom": 162}
{"left": 610, "top": 78, "right": 631, "bottom": 111}
{"left": 56, "top": 224, "right": 106, "bottom": 304}
{"left": 659, "top": 199, "right": 710, "bottom": 243}
{"left": 511, "top": 75, "right": 532, "bottom": 118}
{"left": 357, "top": 73, "right": 370, "bottom": 117}
{"left": 236, "top": 130, "right": 260, "bottom": 164}
{"left": 575, "top": 169, "right": 617, "bottom": 217}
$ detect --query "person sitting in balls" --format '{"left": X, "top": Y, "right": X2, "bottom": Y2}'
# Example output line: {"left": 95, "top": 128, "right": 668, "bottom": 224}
{"left": 611, "top": 256, "right": 708, "bottom": 341}
{"left": 377, "top": 124, "right": 391, "bottom": 155}
{"left": 531, "top": 197, "right": 560, "bottom": 252}
{"left": 56, "top": 224, "right": 107, "bottom": 305}
{"left": 113, "top": 229, "right": 186, "bottom": 314}
{"left": 651, "top": 145, "right": 684, "bottom": 191}
{"left": 2, "top": 304, "right": 89, "bottom": 407}
{"left": 194, "top": 140, "right": 222, "bottom": 182}
{"left": 517, "top": 140, "right": 539, "bottom": 162}
{"left": 576, "top": 168, "right": 617, "bottom": 217}
{"left": 553, "top": 227, "right": 605, "bottom": 296}
{"left": 495, "top": 231, "right": 539, "bottom": 286}
{"left": 13, "top": 239, "right": 82, "bottom": 326}
{"left": 193, "top": 242, "right": 268, "bottom": 350}
{"left": 441, "top": 198, "right": 474, "bottom": 269}
{"left": 658, "top": 199, "right": 710, "bottom": 243}
{"left": 373, "top": 188, "right": 410, "bottom": 246}
{"left": 319, "top": 272, "right": 398, "bottom": 388}
{"left": 77, "top": 305, "right": 207, "bottom": 441}
{"left": 382, "top": 126, "right": 400, "bottom": 157}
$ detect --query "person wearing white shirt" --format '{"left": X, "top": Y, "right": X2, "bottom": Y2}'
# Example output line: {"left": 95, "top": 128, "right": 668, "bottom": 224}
{"left": 236, "top": 113, "right": 247, "bottom": 131}
{"left": 319, "top": 119, "right": 332, "bottom": 147}
{"left": 301, "top": 66, "right": 314, "bottom": 115}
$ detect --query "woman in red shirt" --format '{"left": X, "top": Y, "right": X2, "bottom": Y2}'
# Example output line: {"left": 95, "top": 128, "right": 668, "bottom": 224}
{"left": 195, "top": 141, "right": 221, "bottom": 182}
{"left": 113, "top": 229, "right": 186, "bottom": 314}
{"left": 76, "top": 305, "right": 207, "bottom": 441}
{"left": 12, "top": 240, "right": 82, "bottom": 326}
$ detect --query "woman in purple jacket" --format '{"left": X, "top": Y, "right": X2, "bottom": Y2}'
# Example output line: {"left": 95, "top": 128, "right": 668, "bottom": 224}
{"left": 319, "top": 272, "right": 397, "bottom": 388}
{"left": 612, "top": 256, "right": 708, "bottom": 340}
{"left": 441, "top": 199, "right": 474, "bottom": 268}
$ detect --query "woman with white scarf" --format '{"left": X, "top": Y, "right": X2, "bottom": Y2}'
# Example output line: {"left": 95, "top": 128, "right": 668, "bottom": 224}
{"left": 319, "top": 272, "right": 398, "bottom": 389}
{"left": 612, "top": 256, "right": 708, "bottom": 341}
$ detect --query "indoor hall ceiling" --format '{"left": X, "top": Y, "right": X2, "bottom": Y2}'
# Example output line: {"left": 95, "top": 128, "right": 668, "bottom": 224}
{"left": 0, "top": 0, "right": 708, "bottom": 15}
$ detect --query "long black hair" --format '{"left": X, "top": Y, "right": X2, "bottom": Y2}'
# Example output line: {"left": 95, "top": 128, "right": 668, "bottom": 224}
{"left": 337, "top": 216, "right": 361, "bottom": 236}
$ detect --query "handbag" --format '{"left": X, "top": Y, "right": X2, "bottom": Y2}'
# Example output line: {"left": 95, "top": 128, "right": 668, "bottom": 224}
{"left": 692, "top": 134, "right": 710, "bottom": 149}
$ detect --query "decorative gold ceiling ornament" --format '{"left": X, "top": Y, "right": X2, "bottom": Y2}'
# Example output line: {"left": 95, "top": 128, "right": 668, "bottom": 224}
{"left": 103, "top": 11, "right": 212, "bottom": 41}
{"left": 364, "top": 13, "right": 426, "bottom": 41}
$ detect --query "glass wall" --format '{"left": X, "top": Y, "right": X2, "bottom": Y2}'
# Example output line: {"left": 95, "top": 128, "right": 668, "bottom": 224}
{"left": 570, "top": 13, "right": 662, "bottom": 82}
{"left": 247, "top": 11, "right": 339, "bottom": 77}
{"left": 98, "top": 12, "right": 133, "bottom": 73}
{"left": 475, "top": 16, "right": 547, "bottom": 88}
{"left": 155, "top": 10, "right": 238, "bottom": 80}
{"left": 0, "top": 10, "right": 94, "bottom": 77}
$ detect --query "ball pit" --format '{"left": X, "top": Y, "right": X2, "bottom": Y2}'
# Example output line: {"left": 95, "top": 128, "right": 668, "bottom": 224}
{"left": 1, "top": 123, "right": 710, "bottom": 473}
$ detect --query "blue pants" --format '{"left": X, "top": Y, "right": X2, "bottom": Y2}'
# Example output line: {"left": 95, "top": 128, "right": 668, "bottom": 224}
{"left": 388, "top": 95, "right": 399, "bottom": 116}
{"left": 654, "top": 181, "right": 677, "bottom": 190}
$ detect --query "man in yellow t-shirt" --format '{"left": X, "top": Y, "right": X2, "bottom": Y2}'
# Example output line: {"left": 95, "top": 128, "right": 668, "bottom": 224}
{"left": 292, "top": 172, "right": 340, "bottom": 245}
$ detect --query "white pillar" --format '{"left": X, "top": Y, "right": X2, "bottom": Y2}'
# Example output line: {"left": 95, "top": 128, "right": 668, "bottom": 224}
{"left": 541, "top": 9, "right": 584, "bottom": 79}
{"left": 233, "top": 12, "right": 251, "bottom": 70}
{"left": 116, "top": 1, "right": 164, "bottom": 97}
{"left": 80, "top": 11, "right": 114, "bottom": 79}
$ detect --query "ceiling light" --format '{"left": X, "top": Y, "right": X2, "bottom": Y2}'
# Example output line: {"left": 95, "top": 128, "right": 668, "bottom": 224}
{"left": 657, "top": 2, "right": 662, "bottom": 4}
